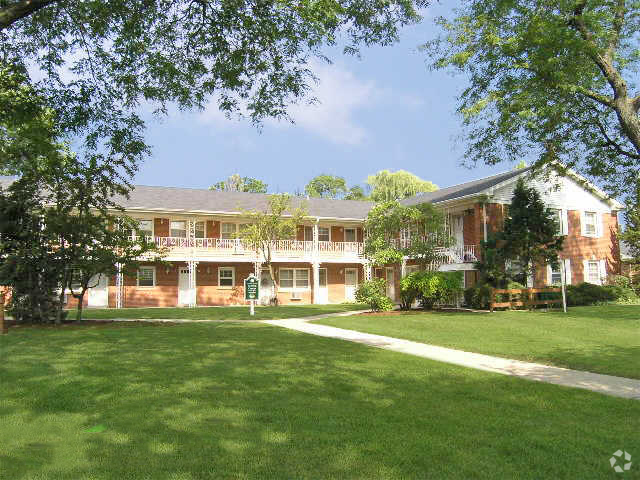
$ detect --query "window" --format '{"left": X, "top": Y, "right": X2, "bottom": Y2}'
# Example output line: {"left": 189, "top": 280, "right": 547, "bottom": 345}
{"left": 318, "top": 268, "right": 327, "bottom": 287}
{"left": 344, "top": 228, "right": 356, "bottom": 242}
{"left": 549, "top": 265, "right": 562, "bottom": 285}
{"left": 318, "top": 227, "right": 330, "bottom": 242}
{"left": 586, "top": 260, "right": 600, "bottom": 284}
{"left": 279, "top": 268, "right": 310, "bottom": 290}
{"left": 195, "top": 221, "right": 205, "bottom": 238}
{"left": 134, "top": 219, "right": 153, "bottom": 238}
{"left": 221, "top": 223, "right": 236, "bottom": 240}
{"left": 70, "top": 269, "right": 83, "bottom": 290}
{"left": 138, "top": 266, "right": 156, "bottom": 287}
{"left": 404, "top": 265, "right": 420, "bottom": 276}
{"left": 304, "top": 226, "right": 313, "bottom": 241}
{"left": 583, "top": 212, "right": 597, "bottom": 237}
{"left": 170, "top": 221, "right": 187, "bottom": 238}
{"left": 551, "top": 209, "right": 567, "bottom": 235}
{"left": 218, "top": 267, "right": 235, "bottom": 287}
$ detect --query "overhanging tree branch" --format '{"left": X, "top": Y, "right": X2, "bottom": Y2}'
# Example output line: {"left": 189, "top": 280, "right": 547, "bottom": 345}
{"left": 0, "top": 0, "right": 58, "bottom": 30}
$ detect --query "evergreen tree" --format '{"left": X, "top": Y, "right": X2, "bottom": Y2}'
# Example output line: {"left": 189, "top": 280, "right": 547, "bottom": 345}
{"left": 500, "top": 178, "right": 565, "bottom": 282}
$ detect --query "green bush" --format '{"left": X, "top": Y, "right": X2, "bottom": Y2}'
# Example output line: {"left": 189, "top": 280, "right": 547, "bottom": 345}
{"left": 400, "top": 271, "right": 464, "bottom": 310}
{"left": 608, "top": 275, "right": 639, "bottom": 303}
{"left": 355, "top": 278, "right": 394, "bottom": 312}
{"left": 463, "top": 284, "right": 493, "bottom": 309}
{"left": 565, "top": 282, "right": 617, "bottom": 306}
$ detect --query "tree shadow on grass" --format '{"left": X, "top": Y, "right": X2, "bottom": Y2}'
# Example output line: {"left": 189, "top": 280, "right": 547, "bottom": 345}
{"left": 1, "top": 323, "right": 639, "bottom": 479}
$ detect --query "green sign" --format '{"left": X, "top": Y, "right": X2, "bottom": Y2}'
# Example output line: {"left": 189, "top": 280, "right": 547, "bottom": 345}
{"left": 244, "top": 275, "right": 259, "bottom": 301}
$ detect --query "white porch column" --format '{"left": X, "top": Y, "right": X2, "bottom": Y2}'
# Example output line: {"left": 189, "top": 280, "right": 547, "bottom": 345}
{"left": 401, "top": 258, "right": 407, "bottom": 278}
{"left": 364, "top": 261, "right": 373, "bottom": 281}
{"left": 254, "top": 260, "right": 261, "bottom": 277}
{"left": 115, "top": 263, "right": 123, "bottom": 309}
{"left": 312, "top": 262, "right": 320, "bottom": 304}
{"left": 188, "top": 260, "right": 198, "bottom": 307}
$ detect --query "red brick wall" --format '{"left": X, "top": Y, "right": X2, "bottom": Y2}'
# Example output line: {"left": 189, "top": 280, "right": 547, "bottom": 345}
{"left": 296, "top": 225, "right": 305, "bottom": 241}
{"left": 207, "top": 220, "right": 219, "bottom": 238}
{"left": 357, "top": 227, "right": 364, "bottom": 243}
{"left": 154, "top": 218, "right": 169, "bottom": 237}
{"left": 463, "top": 210, "right": 476, "bottom": 247}
{"left": 331, "top": 226, "right": 344, "bottom": 242}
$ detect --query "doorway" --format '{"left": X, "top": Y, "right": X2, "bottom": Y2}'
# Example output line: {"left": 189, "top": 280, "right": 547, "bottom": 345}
{"left": 178, "top": 267, "right": 193, "bottom": 305}
{"left": 316, "top": 268, "right": 328, "bottom": 304}
{"left": 88, "top": 274, "right": 109, "bottom": 307}
{"left": 344, "top": 268, "right": 358, "bottom": 301}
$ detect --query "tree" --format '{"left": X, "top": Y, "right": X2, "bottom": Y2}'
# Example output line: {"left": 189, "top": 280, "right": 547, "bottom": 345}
{"left": 620, "top": 178, "right": 640, "bottom": 262}
{"left": 426, "top": 1, "right": 640, "bottom": 197}
{"left": 499, "top": 179, "right": 565, "bottom": 283}
{"left": 344, "top": 185, "right": 368, "bottom": 201}
{"left": 367, "top": 170, "right": 437, "bottom": 202}
{"left": 305, "top": 175, "right": 348, "bottom": 199}
{"left": 238, "top": 194, "right": 307, "bottom": 305}
{"left": 364, "top": 201, "right": 452, "bottom": 268}
{"left": 1, "top": 0, "right": 426, "bottom": 183}
{"left": 210, "top": 175, "right": 268, "bottom": 193}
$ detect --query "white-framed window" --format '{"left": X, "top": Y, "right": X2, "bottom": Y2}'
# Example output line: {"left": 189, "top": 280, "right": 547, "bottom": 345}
{"left": 70, "top": 268, "right": 83, "bottom": 290}
{"left": 547, "top": 264, "right": 562, "bottom": 285}
{"left": 581, "top": 211, "right": 601, "bottom": 238}
{"left": 279, "top": 268, "right": 310, "bottom": 290}
{"left": 137, "top": 266, "right": 156, "bottom": 287}
{"left": 221, "top": 223, "right": 237, "bottom": 240}
{"left": 218, "top": 267, "right": 235, "bottom": 288}
{"left": 318, "top": 227, "right": 330, "bottom": 242}
{"left": 583, "top": 259, "right": 606, "bottom": 285}
{"left": 170, "top": 220, "right": 187, "bottom": 238}
{"left": 133, "top": 219, "right": 153, "bottom": 238}
{"left": 304, "top": 226, "right": 313, "bottom": 241}
{"left": 195, "top": 221, "right": 205, "bottom": 238}
{"left": 318, "top": 268, "right": 327, "bottom": 287}
{"left": 344, "top": 227, "right": 357, "bottom": 242}
{"left": 550, "top": 209, "right": 568, "bottom": 236}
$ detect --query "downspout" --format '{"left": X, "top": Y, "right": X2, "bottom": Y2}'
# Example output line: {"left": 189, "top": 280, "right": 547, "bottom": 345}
{"left": 482, "top": 203, "right": 488, "bottom": 243}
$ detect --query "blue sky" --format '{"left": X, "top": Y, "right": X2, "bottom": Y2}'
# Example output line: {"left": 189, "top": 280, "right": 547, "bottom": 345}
{"left": 136, "top": 3, "right": 515, "bottom": 194}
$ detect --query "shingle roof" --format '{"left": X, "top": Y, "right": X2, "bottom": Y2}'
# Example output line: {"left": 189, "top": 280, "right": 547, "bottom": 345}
{"left": 114, "top": 185, "right": 374, "bottom": 220}
{"left": 401, "top": 167, "right": 532, "bottom": 206}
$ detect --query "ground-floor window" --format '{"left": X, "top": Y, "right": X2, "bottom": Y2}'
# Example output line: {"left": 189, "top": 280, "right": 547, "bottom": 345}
{"left": 279, "top": 268, "right": 310, "bottom": 290}
{"left": 138, "top": 266, "right": 156, "bottom": 287}
{"left": 218, "top": 266, "right": 235, "bottom": 288}
{"left": 584, "top": 260, "right": 603, "bottom": 285}
{"left": 548, "top": 265, "right": 562, "bottom": 285}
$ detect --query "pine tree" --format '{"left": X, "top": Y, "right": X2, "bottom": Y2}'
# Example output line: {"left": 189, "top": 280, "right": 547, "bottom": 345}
{"left": 500, "top": 178, "right": 565, "bottom": 283}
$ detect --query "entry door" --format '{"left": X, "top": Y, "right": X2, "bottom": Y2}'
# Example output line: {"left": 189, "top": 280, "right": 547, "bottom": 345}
{"left": 385, "top": 267, "right": 395, "bottom": 300}
{"left": 317, "top": 268, "right": 328, "bottom": 304}
{"left": 178, "top": 267, "right": 191, "bottom": 305}
{"left": 88, "top": 274, "right": 109, "bottom": 307}
{"left": 259, "top": 269, "right": 274, "bottom": 305}
{"left": 452, "top": 215, "right": 464, "bottom": 246}
{"left": 344, "top": 268, "right": 358, "bottom": 301}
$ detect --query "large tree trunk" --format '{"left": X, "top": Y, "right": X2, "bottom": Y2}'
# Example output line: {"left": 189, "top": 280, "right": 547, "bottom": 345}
{"left": 0, "top": 0, "right": 57, "bottom": 30}
{"left": 74, "top": 288, "right": 87, "bottom": 322}
{"left": 614, "top": 98, "right": 640, "bottom": 156}
{"left": 267, "top": 263, "right": 279, "bottom": 306}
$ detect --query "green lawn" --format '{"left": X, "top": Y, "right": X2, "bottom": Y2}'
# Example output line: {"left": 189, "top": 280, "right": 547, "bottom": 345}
{"left": 74, "top": 303, "right": 366, "bottom": 321}
{"left": 1, "top": 322, "right": 639, "bottom": 479}
{"left": 314, "top": 305, "right": 640, "bottom": 379}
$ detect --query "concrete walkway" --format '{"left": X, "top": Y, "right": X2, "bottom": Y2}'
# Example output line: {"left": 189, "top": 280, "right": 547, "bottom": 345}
{"left": 264, "top": 317, "right": 640, "bottom": 400}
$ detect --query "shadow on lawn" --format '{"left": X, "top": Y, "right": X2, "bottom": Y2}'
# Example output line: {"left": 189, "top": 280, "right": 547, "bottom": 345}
{"left": 542, "top": 344, "right": 640, "bottom": 380}
{"left": 1, "top": 323, "right": 639, "bottom": 479}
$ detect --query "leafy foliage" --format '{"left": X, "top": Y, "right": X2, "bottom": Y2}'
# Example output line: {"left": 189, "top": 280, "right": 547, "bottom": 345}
{"left": 566, "top": 283, "right": 619, "bottom": 306}
{"left": 364, "top": 201, "right": 452, "bottom": 268}
{"left": 367, "top": 170, "right": 438, "bottom": 202}
{"left": 239, "top": 194, "right": 307, "bottom": 304}
{"left": 400, "top": 271, "right": 464, "bottom": 310}
{"left": 210, "top": 175, "right": 268, "bottom": 193}
{"left": 355, "top": 278, "right": 394, "bottom": 312}
{"left": 620, "top": 178, "right": 640, "bottom": 262}
{"left": 425, "top": 1, "right": 640, "bottom": 197}
{"left": 304, "top": 175, "right": 348, "bottom": 199}
{"left": 344, "top": 185, "right": 368, "bottom": 200}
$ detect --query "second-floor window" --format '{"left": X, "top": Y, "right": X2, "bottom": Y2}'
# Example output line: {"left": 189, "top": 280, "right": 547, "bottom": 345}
{"left": 318, "top": 227, "right": 330, "bottom": 242}
{"left": 582, "top": 212, "right": 598, "bottom": 237}
{"left": 551, "top": 209, "right": 567, "bottom": 235}
{"left": 195, "top": 221, "right": 205, "bottom": 238}
{"left": 132, "top": 219, "right": 153, "bottom": 238}
{"left": 304, "top": 226, "right": 313, "bottom": 241}
{"left": 170, "top": 221, "right": 187, "bottom": 238}
{"left": 221, "top": 223, "right": 236, "bottom": 239}
{"left": 344, "top": 228, "right": 356, "bottom": 242}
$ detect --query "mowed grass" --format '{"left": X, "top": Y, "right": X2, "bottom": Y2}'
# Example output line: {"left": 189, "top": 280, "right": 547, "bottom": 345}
{"left": 315, "top": 305, "right": 640, "bottom": 379}
{"left": 1, "top": 322, "right": 639, "bottom": 479}
{"left": 74, "top": 303, "right": 366, "bottom": 321}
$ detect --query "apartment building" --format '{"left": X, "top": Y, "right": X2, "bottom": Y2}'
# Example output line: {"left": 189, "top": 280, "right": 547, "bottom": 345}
{"left": 1, "top": 167, "right": 623, "bottom": 308}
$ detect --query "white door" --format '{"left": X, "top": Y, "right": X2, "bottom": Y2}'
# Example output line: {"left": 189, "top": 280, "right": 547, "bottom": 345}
{"left": 178, "top": 267, "right": 192, "bottom": 305}
{"left": 259, "top": 269, "right": 274, "bottom": 305}
{"left": 453, "top": 215, "right": 464, "bottom": 246}
{"left": 317, "top": 268, "right": 328, "bottom": 304}
{"left": 345, "top": 268, "right": 358, "bottom": 301}
{"left": 88, "top": 274, "right": 109, "bottom": 307}
{"left": 385, "top": 267, "right": 395, "bottom": 300}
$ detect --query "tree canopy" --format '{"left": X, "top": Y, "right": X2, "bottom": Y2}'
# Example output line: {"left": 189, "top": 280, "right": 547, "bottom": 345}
{"left": 210, "top": 175, "right": 268, "bottom": 193}
{"left": 620, "top": 178, "right": 640, "bottom": 263}
{"left": 426, "top": 0, "right": 640, "bottom": 196}
{"left": 367, "top": 170, "right": 437, "bottom": 202}
{"left": 304, "top": 175, "right": 348, "bottom": 199}
{"left": 1, "top": 0, "right": 426, "bottom": 179}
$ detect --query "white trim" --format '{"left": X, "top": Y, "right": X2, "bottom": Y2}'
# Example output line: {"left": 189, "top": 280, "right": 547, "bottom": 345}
{"left": 137, "top": 266, "right": 156, "bottom": 287}
{"left": 583, "top": 259, "right": 602, "bottom": 285}
{"left": 133, "top": 218, "right": 154, "bottom": 238}
{"left": 317, "top": 226, "right": 331, "bottom": 242}
{"left": 599, "top": 259, "right": 607, "bottom": 284}
{"left": 564, "top": 259, "right": 572, "bottom": 285}
{"left": 581, "top": 211, "right": 599, "bottom": 238}
{"left": 218, "top": 266, "right": 235, "bottom": 288}
{"left": 278, "top": 268, "right": 310, "bottom": 291}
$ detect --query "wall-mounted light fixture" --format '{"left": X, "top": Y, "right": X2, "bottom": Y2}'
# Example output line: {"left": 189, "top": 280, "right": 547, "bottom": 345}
{"left": 206, "top": 266, "right": 211, "bottom": 274}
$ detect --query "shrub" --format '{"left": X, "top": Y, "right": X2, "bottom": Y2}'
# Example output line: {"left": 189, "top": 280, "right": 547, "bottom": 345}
{"left": 608, "top": 275, "right": 639, "bottom": 303}
{"left": 355, "top": 278, "right": 394, "bottom": 312}
{"left": 464, "top": 284, "right": 493, "bottom": 309}
{"left": 565, "top": 282, "right": 617, "bottom": 306}
{"left": 401, "top": 271, "right": 464, "bottom": 310}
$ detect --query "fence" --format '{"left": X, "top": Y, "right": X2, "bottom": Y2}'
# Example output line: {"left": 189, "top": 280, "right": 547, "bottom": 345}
{"left": 489, "top": 288, "right": 562, "bottom": 312}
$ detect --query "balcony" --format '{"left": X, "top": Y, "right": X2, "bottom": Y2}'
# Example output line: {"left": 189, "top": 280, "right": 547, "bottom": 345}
{"left": 132, "top": 236, "right": 364, "bottom": 261}
{"left": 393, "top": 238, "right": 478, "bottom": 264}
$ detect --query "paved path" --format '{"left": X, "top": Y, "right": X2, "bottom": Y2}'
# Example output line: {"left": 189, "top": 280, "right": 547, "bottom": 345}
{"left": 264, "top": 317, "right": 640, "bottom": 400}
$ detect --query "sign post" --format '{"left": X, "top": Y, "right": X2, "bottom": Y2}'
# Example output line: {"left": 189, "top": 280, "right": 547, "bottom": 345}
{"left": 244, "top": 274, "right": 260, "bottom": 316}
